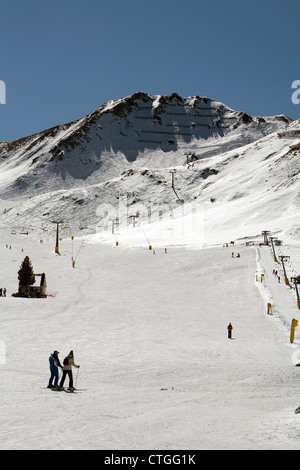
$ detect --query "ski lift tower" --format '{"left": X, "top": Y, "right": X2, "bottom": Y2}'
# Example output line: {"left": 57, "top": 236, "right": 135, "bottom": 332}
{"left": 110, "top": 218, "right": 115, "bottom": 235}
{"left": 291, "top": 275, "right": 300, "bottom": 310}
{"left": 129, "top": 214, "right": 139, "bottom": 228}
{"left": 110, "top": 218, "right": 119, "bottom": 235}
{"left": 52, "top": 221, "right": 64, "bottom": 254}
{"left": 170, "top": 169, "right": 177, "bottom": 189}
{"left": 269, "top": 236, "right": 278, "bottom": 262}
{"left": 261, "top": 230, "right": 271, "bottom": 245}
{"left": 279, "top": 255, "right": 290, "bottom": 285}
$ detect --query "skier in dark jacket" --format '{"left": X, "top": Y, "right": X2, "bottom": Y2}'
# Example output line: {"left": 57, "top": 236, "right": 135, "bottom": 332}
{"left": 48, "top": 351, "right": 63, "bottom": 388}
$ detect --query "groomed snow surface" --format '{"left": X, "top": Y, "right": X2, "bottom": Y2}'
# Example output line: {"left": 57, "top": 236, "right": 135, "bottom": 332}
{"left": 1, "top": 228, "right": 300, "bottom": 450}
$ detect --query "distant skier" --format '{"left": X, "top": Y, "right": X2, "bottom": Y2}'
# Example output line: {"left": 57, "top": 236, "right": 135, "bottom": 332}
{"left": 59, "top": 350, "right": 80, "bottom": 391}
{"left": 48, "top": 351, "right": 63, "bottom": 389}
{"left": 227, "top": 323, "right": 233, "bottom": 339}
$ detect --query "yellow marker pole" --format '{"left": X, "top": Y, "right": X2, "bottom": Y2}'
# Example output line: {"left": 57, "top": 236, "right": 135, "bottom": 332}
{"left": 267, "top": 303, "right": 272, "bottom": 315}
{"left": 291, "top": 319, "right": 298, "bottom": 343}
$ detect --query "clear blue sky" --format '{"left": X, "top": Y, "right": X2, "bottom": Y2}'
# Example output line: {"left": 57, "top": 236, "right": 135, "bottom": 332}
{"left": 1, "top": 0, "right": 300, "bottom": 141}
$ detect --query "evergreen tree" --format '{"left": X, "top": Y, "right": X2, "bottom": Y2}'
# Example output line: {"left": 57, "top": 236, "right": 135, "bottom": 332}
{"left": 18, "top": 256, "right": 35, "bottom": 294}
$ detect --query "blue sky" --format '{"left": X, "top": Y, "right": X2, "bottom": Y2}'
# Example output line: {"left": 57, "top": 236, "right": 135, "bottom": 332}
{"left": 1, "top": 0, "right": 300, "bottom": 141}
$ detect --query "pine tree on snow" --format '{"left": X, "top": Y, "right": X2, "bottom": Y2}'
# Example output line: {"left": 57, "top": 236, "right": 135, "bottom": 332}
{"left": 18, "top": 256, "right": 35, "bottom": 294}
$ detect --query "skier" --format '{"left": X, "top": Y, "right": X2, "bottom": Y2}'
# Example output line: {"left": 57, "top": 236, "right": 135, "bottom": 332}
{"left": 227, "top": 323, "right": 233, "bottom": 339}
{"left": 59, "top": 350, "right": 80, "bottom": 391}
{"left": 48, "top": 351, "right": 63, "bottom": 389}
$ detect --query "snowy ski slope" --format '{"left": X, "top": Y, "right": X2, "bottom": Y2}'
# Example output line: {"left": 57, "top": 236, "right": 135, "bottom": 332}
{"left": 0, "top": 227, "right": 300, "bottom": 449}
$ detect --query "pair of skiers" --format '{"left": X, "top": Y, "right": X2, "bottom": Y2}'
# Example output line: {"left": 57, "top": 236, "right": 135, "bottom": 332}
{"left": 48, "top": 350, "right": 80, "bottom": 390}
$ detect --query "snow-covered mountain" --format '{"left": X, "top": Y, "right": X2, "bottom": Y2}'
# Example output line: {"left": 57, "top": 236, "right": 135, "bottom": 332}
{"left": 0, "top": 92, "right": 298, "bottom": 242}
{"left": 0, "top": 92, "right": 291, "bottom": 195}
